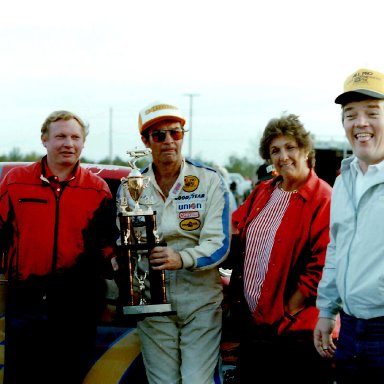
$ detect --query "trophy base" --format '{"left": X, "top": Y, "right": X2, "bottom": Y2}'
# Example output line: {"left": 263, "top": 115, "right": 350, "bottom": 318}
{"left": 126, "top": 208, "right": 153, "bottom": 216}
{"left": 123, "top": 303, "right": 175, "bottom": 317}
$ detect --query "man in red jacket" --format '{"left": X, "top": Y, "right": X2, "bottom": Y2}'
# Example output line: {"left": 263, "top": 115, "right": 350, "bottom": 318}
{"left": 0, "top": 110, "right": 118, "bottom": 384}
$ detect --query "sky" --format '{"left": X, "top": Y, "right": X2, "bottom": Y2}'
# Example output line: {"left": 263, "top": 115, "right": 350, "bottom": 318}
{"left": 1, "top": 0, "right": 383, "bottom": 167}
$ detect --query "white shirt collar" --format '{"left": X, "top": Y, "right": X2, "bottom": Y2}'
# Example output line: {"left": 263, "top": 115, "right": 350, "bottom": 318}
{"left": 350, "top": 156, "right": 384, "bottom": 176}
{"left": 351, "top": 157, "right": 384, "bottom": 202}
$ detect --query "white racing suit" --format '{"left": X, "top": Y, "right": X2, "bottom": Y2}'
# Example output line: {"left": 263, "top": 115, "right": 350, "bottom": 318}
{"left": 116, "top": 158, "right": 231, "bottom": 384}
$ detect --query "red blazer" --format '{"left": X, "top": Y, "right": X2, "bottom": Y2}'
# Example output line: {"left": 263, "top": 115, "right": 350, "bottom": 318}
{"left": 232, "top": 169, "right": 332, "bottom": 334}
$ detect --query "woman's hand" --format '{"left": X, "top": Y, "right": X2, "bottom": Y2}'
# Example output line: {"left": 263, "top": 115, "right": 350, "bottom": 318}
{"left": 286, "top": 289, "right": 306, "bottom": 316}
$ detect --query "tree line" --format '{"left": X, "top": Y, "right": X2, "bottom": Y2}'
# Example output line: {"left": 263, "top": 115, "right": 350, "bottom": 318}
{"left": 0, "top": 148, "right": 261, "bottom": 180}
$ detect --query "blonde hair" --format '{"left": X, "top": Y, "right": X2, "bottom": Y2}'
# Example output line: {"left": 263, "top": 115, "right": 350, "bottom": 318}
{"left": 41, "top": 110, "right": 89, "bottom": 141}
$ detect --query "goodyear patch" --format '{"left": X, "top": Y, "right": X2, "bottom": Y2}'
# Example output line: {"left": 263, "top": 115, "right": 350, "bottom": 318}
{"left": 174, "top": 193, "right": 205, "bottom": 201}
{"left": 183, "top": 176, "right": 199, "bottom": 192}
{"left": 179, "top": 218, "right": 201, "bottom": 231}
{"left": 179, "top": 211, "right": 200, "bottom": 219}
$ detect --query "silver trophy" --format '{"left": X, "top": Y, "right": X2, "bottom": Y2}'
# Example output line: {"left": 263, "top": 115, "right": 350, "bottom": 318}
{"left": 117, "top": 148, "right": 173, "bottom": 316}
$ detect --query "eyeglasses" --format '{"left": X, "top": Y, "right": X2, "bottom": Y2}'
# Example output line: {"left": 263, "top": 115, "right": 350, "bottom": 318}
{"left": 149, "top": 129, "right": 185, "bottom": 143}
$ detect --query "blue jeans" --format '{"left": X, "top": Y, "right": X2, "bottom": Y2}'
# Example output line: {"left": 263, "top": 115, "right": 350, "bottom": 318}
{"left": 335, "top": 311, "right": 384, "bottom": 383}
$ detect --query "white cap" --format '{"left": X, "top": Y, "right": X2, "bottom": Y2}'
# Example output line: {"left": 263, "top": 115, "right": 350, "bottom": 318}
{"left": 138, "top": 100, "right": 186, "bottom": 134}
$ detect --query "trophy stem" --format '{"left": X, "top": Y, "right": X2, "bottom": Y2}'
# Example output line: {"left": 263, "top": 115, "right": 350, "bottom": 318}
{"left": 161, "top": 270, "right": 167, "bottom": 304}
{"left": 127, "top": 249, "right": 135, "bottom": 306}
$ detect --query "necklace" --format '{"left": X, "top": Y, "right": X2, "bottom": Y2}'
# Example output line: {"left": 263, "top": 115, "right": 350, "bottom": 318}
{"left": 278, "top": 182, "right": 297, "bottom": 193}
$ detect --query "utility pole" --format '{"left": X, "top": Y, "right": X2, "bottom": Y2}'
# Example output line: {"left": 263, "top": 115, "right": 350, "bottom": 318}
{"left": 109, "top": 107, "right": 113, "bottom": 163}
{"left": 184, "top": 93, "right": 199, "bottom": 158}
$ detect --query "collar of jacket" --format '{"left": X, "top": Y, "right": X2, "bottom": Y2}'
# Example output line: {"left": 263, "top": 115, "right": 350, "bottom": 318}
{"left": 268, "top": 169, "right": 321, "bottom": 202}
{"left": 39, "top": 156, "right": 80, "bottom": 185}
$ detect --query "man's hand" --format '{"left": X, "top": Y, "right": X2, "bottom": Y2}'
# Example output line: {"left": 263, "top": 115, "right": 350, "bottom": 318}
{"left": 111, "top": 256, "right": 119, "bottom": 271}
{"left": 149, "top": 246, "right": 183, "bottom": 270}
{"left": 314, "top": 317, "right": 337, "bottom": 358}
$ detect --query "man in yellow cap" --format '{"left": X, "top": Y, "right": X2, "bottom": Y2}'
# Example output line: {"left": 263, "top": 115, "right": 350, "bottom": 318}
{"left": 116, "top": 101, "right": 231, "bottom": 383}
{"left": 314, "top": 69, "right": 384, "bottom": 382}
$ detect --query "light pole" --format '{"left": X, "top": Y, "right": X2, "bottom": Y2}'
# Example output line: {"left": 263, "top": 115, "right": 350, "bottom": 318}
{"left": 184, "top": 93, "right": 199, "bottom": 158}
{"left": 109, "top": 107, "right": 113, "bottom": 163}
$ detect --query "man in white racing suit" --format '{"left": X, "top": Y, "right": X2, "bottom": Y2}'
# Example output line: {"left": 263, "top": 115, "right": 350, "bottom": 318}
{"left": 116, "top": 101, "right": 231, "bottom": 384}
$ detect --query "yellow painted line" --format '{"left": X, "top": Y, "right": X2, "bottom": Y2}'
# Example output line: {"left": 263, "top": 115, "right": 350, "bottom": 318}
{"left": 83, "top": 328, "right": 142, "bottom": 384}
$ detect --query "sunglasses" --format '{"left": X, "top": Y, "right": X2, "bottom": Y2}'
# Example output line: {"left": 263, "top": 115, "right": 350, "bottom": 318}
{"left": 149, "top": 129, "right": 185, "bottom": 143}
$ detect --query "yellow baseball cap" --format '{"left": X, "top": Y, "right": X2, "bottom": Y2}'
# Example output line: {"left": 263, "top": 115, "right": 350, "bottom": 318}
{"left": 335, "top": 68, "right": 384, "bottom": 105}
{"left": 138, "top": 101, "right": 186, "bottom": 134}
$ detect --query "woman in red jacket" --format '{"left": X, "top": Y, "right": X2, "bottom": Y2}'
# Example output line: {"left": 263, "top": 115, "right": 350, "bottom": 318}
{"left": 229, "top": 113, "right": 334, "bottom": 383}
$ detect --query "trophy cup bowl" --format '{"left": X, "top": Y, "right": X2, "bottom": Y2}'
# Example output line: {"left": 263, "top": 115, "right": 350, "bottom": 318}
{"left": 126, "top": 168, "right": 147, "bottom": 213}
{"left": 121, "top": 168, "right": 151, "bottom": 215}
{"left": 127, "top": 176, "right": 144, "bottom": 203}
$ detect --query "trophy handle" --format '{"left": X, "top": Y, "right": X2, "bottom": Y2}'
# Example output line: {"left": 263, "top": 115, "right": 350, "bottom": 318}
{"left": 143, "top": 176, "right": 150, "bottom": 188}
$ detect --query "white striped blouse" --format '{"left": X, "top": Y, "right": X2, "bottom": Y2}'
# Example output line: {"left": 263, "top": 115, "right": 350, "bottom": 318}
{"left": 244, "top": 185, "right": 294, "bottom": 312}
